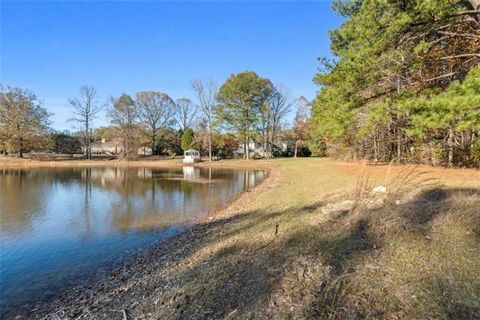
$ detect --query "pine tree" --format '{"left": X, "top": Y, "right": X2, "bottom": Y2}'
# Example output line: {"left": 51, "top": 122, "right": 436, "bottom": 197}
{"left": 310, "top": 0, "right": 480, "bottom": 166}
{"left": 217, "top": 71, "right": 273, "bottom": 159}
{"left": 181, "top": 128, "right": 197, "bottom": 151}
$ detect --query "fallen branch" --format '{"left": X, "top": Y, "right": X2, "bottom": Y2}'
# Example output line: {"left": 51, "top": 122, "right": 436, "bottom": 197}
{"left": 436, "top": 53, "right": 480, "bottom": 60}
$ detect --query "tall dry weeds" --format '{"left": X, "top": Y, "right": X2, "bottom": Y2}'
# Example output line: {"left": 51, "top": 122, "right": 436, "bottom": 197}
{"left": 307, "top": 164, "right": 480, "bottom": 319}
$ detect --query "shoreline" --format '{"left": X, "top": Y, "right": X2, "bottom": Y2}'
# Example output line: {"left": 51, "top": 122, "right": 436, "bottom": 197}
{"left": 3, "top": 158, "right": 480, "bottom": 319}
{"left": 3, "top": 161, "right": 276, "bottom": 319}
{"left": 0, "top": 156, "right": 274, "bottom": 170}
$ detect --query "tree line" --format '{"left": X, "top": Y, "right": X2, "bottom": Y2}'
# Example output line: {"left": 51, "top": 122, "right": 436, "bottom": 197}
{"left": 1, "top": 72, "right": 311, "bottom": 160}
{"left": 309, "top": 0, "right": 480, "bottom": 167}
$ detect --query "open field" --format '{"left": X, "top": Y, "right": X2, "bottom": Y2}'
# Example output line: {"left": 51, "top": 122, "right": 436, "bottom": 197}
{"left": 2, "top": 158, "right": 479, "bottom": 319}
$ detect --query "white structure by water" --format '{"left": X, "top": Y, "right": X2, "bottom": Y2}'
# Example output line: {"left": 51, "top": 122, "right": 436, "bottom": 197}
{"left": 183, "top": 149, "right": 201, "bottom": 164}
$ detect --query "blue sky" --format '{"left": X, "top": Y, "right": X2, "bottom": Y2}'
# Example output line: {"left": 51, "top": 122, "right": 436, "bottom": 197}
{"left": 1, "top": 1, "right": 342, "bottom": 131}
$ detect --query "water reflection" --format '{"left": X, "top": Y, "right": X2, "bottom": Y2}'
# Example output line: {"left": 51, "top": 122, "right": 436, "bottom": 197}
{"left": 183, "top": 166, "right": 200, "bottom": 180}
{"left": 0, "top": 166, "right": 265, "bottom": 316}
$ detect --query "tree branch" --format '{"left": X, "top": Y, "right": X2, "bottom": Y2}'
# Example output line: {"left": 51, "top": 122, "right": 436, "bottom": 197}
{"left": 436, "top": 53, "right": 480, "bottom": 60}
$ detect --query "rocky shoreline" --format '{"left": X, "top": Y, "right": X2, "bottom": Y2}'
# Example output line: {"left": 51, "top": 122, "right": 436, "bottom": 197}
{"left": 27, "top": 220, "right": 227, "bottom": 319}
{"left": 7, "top": 166, "right": 275, "bottom": 320}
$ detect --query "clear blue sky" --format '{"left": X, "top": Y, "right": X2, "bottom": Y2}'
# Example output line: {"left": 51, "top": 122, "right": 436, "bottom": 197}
{"left": 1, "top": 1, "right": 342, "bottom": 131}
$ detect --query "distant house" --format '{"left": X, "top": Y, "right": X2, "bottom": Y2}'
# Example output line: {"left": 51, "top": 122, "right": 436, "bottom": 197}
{"left": 233, "top": 139, "right": 295, "bottom": 157}
{"left": 233, "top": 138, "right": 287, "bottom": 158}
{"left": 233, "top": 139, "right": 261, "bottom": 158}
{"left": 88, "top": 138, "right": 152, "bottom": 156}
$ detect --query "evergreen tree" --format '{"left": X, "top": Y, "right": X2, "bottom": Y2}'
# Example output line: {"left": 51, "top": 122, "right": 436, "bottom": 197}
{"left": 181, "top": 128, "right": 197, "bottom": 151}
{"left": 311, "top": 0, "right": 480, "bottom": 166}
{"left": 217, "top": 71, "right": 273, "bottom": 159}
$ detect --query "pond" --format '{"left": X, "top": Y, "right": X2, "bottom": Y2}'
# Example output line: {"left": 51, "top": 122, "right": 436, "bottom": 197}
{"left": 0, "top": 166, "right": 265, "bottom": 315}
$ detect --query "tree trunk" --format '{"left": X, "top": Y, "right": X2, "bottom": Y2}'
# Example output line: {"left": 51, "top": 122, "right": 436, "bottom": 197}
{"left": 397, "top": 127, "right": 402, "bottom": 163}
{"left": 263, "top": 132, "right": 267, "bottom": 159}
{"left": 19, "top": 136, "right": 24, "bottom": 158}
{"left": 271, "top": 125, "right": 277, "bottom": 157}
{"left": 294, "top": 142, "right": 298, "bottom": 158}
{"left": 124, "top": 133, "right": 129, "bottom": 160}
{"left": 267, "top": 126, "right": 273, "bottom": 158}
{"left": 151, "top": 131, "right": 156, "bottom": 156}
{"left": 208, "top": 130, "right": 212, "bottom": 162}
{"left": 207, "top": 120, "right": 212, "bottom": 162}
{"left": 245, "top": 124, "right": 250, "bottom": 160}
{"left": 447, "top": 128, "right": 454, "bottom": 167}
{"left": 85, "top": 115, "right": 90, "bottom": 160}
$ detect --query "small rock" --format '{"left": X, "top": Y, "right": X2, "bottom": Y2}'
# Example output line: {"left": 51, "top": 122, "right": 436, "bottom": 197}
{"left": 366, "top": 198, "right": 384, "bottom": 209}
{"left": 373, "top": 186, "right": 387, "bottom": 193}
{"left": 320, "top": 200, "right": 353, "bottom": 214}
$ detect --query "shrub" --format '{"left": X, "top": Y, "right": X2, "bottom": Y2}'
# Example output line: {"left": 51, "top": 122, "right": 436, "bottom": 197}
{"left": 298, "top": 147, "right": 312, "bottom": 157}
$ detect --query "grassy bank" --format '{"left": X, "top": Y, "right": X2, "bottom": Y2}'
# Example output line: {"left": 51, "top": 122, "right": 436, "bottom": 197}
{"left": 22, "top": 158, "right": 480, "bottom": 319}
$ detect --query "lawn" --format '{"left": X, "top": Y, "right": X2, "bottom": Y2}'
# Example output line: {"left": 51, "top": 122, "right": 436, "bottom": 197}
{"left": 22, "top": 157, "right": 480, "bottom": 319}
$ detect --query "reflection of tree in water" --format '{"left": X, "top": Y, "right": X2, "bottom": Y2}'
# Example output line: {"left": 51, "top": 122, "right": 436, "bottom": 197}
{"left": 0, "top": 169, "right": 53, "bottom": 236}
{"left": 107, "top": 169, "right": 200, "bottom": 232}
{"left": 79, "top": 167, "right": 93, "bottom": 240}
{"left": 102, "top": 167, "right": 242, "bottom": 233}
{"left": 0, "top": 167, "right": 266, "bottom": 237}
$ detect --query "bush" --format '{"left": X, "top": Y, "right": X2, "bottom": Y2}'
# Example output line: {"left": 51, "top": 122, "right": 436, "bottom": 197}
{"left": 272, "top": 150, "right": 283, "bottom": 158}
{"left": 298, "top": 147, "right": 312, "bottom": 157}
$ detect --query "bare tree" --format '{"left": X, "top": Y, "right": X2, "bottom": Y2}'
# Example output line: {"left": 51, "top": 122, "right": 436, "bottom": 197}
{"left": 256, "top": 86, "right": 292, "bottom": 158}
{"left": 69, "top": 86, "right": 103, "bottom": 159}
{"left": 191, "top": 79, "right": 217, "bottom": 161}
{"left": 174, "top": 98, "right": 199, "bottom": 131}
{"left": 269, "top": 86, "right": 293, "bottom": 153}
{"left": 293, "top": 96, "right": 310, "bottom": 158}
{"left": 108, "top": 94, "right": 139, "bottom": 160}
{"left": 136, "top": 91, "right": 174, "bottom": 155}
{"left": 258, "top": 101, "right": 272, "bottom": 158}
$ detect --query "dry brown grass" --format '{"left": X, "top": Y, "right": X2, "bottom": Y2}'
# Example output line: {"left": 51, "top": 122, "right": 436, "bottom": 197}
{"left": 305, "top": 165, "right": 480, "bottom": 320}
{"left": 335, "top": 160, "right": 480, "bottom": 188}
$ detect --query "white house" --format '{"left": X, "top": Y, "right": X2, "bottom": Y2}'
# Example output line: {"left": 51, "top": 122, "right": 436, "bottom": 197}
{"left": 233, "top": 138, "right": 285, "bottom": 158}
{"left": 89, "top": 138, "right": 152, "bottom": 156}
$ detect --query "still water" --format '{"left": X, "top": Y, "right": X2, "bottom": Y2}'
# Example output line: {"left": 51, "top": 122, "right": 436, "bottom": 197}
{"left": 0, "top": 166, "right": 265, "bottom": 314}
